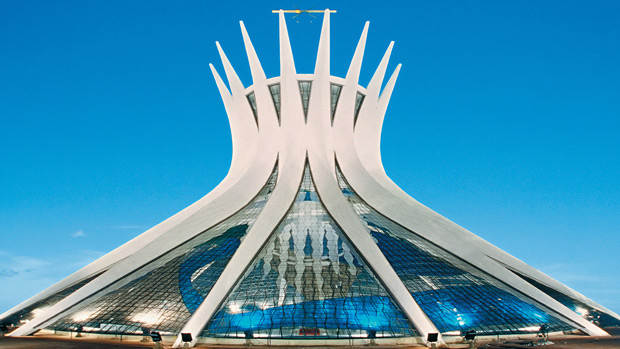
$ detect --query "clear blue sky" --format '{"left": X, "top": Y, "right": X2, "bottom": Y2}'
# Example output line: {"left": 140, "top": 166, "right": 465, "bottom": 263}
{"left": 1, "top": 1, "right": 619, "bottom": 317}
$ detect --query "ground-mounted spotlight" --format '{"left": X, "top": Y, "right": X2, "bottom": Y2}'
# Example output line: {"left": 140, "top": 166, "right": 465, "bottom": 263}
{"left": 150, "top": 331, "right": 162, "bottom": 349}
{"left": 464, "top": 330, "right": 476, "bottom": 341}
{"left": 368, "top": 329, "right": 377, "bottom": 345}
{"left": 539, "top": 324, "right": 549, "bottom": 341}
{"left": 150, "top": 331, "right": 162, "bottom": 341}
{"left": 244, "top": 330, "right": 254, "bottom": 346}
{"left": 181, "top": 332, "right": 193, "bottom": 348}
{"left": 427, "top": 332, "right": 439, "bottom": 349}
{"left": 141, "top": 327, "right": 150, "bottom": 342}
{"left": 463, "top": 330, "right": 477, "bottom": 348}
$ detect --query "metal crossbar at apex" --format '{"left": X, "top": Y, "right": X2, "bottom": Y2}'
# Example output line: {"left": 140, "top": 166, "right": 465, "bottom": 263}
{"left": 272, "top": 8, "right": 337, "bottom": 20}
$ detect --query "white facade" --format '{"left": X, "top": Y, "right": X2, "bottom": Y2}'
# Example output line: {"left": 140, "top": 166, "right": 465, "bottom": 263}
{"left": 2, "top": 10, "right": 619, "bottom": 348}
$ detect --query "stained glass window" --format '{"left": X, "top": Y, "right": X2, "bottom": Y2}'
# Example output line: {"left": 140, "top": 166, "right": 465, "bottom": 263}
{"left": 353, "top": 92, "right": 365, "bottom": 126}
{"left": 203, "top": 166, "right": 416, "bottom": 339}
{"left": 268, "top": 83, "right": 281, "bottom": 124}
{"left": 1, "top": 273, "right": 103, "bottom": 330}
{"left": 47, "top": 165, "right": 278, "bottom": 336}
{"left": 511, "top": 269, "right": 620, "bottom": 328}
{"left": 335, "top": 166, "right": 576, "bottom": 335}
{"left": 246, "top": 92, "right": 259, "bottom": 126}
{"left": 330, "top": 84, "right": 342, "bottom": 124}
{"left": 298, "top": 81, "right": 312, "bottom": 120}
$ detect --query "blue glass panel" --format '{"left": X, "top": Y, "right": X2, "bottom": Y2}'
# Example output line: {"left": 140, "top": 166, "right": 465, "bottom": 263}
{"left": 179, "top": 224, "right": 247, "bottom": 314}
{"left": 1, "top": 273, "right": 104, "bottom": 330}
{"left": 46, "top": 166, "right": 278, "bottom": 336}
{"left": 203, "top": 166, "right": 416, "bottom": 338}
{"left": 512, "top": 270, "right": 620, "bottom": 328}
{"left": 335, "top": 166, "right": 576, "bottom": 335}
{"left": 208, "top": 296, "right": 404, "bottom": 334}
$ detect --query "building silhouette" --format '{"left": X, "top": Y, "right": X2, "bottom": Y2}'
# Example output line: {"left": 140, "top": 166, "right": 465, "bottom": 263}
{"left": 2, "top": 10, "right": 619, "bottom": 348}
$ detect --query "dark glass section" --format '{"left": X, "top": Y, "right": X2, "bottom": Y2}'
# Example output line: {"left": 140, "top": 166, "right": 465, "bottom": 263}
{"left": 298, "top": 81, "right": 312, "bottom": 121}
{"left": 179, "top": 224, "right": 249, "bottom": 314}
{"left": 0, "top": 273, "right": 103, "bottom": 331}
{"left": 330, "top": 84, "right": 342, "bottom": 124}
{"left": 268, "top": 84, "right": 281, "bottom": 124}
{"left": 246, "top": 92, "right": 259, "bottom": 126}
{"left": 353, "top": 92, "right": 365, "bottom": 126}
{"left": 203, "top": 166, "right": 416, "bottom": 339}
{"left": 335, "top": 166, "right": 576, "bottom": 336}
{"left": 47, "top": 166, "right": 278, "bottom": 336}
{"left": 511, "top": 270, "right": 620, "bottom": 328}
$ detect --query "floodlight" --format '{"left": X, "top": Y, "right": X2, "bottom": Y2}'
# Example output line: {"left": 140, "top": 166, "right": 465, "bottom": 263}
{"left": 181, "top": 332, "right": 193, "bottom": 342}
{"left": 464, "top": 330, "right": 477, "bottom": 341}
{"left": 150, "top": 331, "right": 162, "bottom": 342}
{"left": 6, "top": 10, "right": 614, "bottom": 347}
{"left": 539, "top": 324, "right": 550, "bottom": 341}
{"left": 427, "top": 332, "right": 438, "bottom": 342}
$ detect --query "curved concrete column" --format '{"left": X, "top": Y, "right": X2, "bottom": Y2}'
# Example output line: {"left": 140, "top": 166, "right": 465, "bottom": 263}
{"left": 6, "top": 9, "right": 617, "bottom": 347}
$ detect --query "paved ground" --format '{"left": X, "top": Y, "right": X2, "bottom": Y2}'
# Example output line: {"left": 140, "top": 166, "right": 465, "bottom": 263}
{"left": 0, "top": 335, "right": 151, "bottom": 348}
{"left": 479, "top": 336, "right": 620, "bottom": 349}
{"left": 1, "top": 330, "right": 620, "bottom": 349}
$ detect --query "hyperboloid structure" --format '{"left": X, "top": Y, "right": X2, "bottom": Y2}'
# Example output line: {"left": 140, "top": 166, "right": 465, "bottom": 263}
{"left": 2, "top": 10, "right": 619, "bottom": 348}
